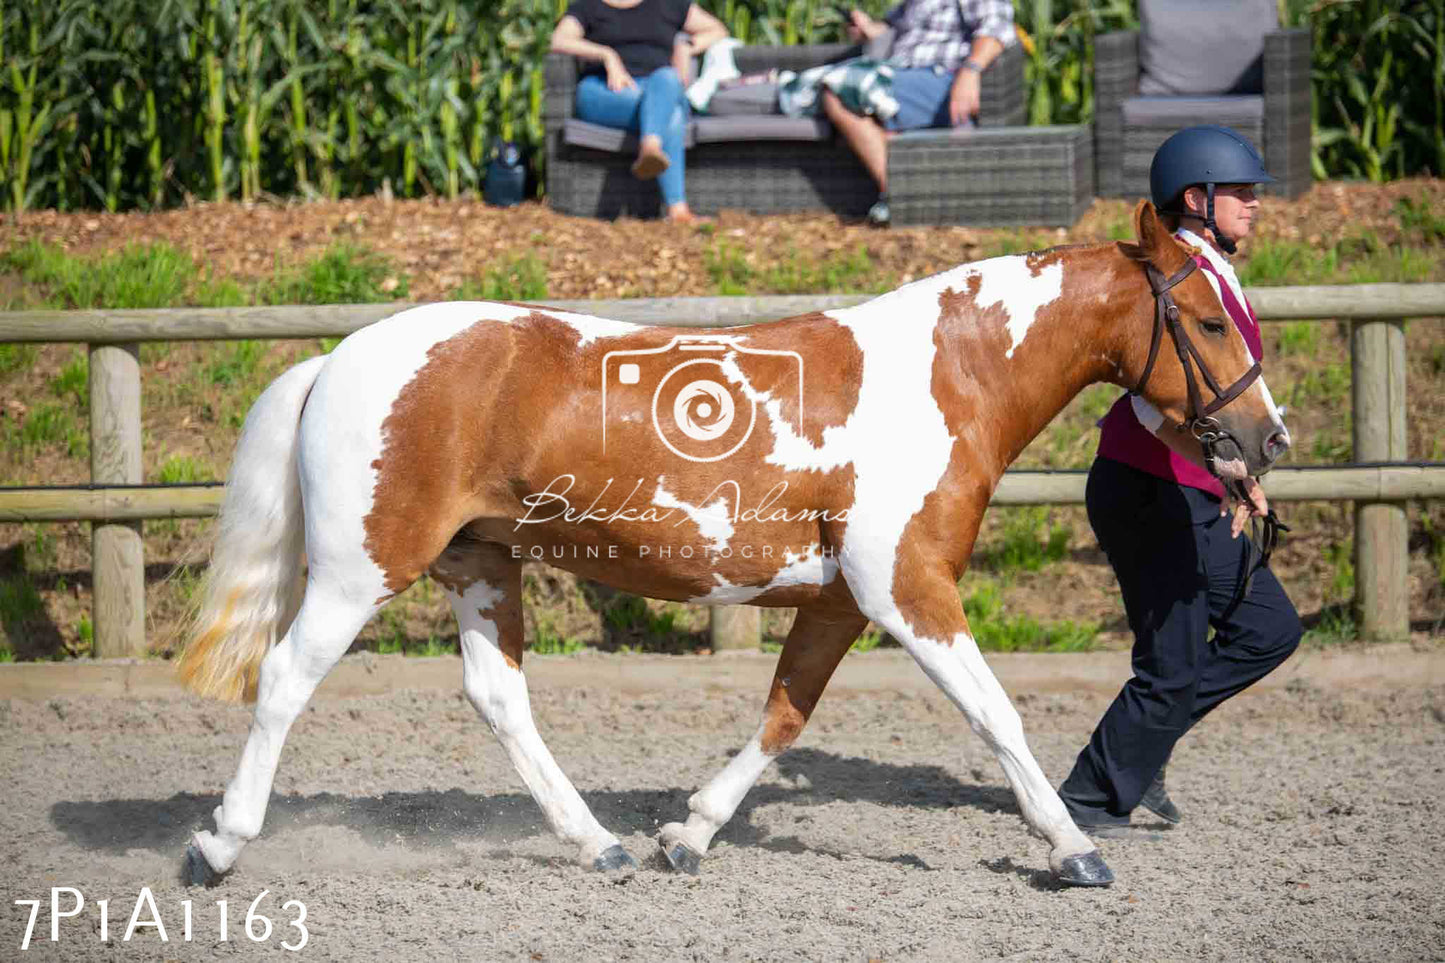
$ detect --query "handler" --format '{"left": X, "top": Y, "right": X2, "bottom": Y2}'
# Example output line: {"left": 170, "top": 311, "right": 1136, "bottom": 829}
{"left": 1059, "top": 125, "right": 1303, "bottom": 834}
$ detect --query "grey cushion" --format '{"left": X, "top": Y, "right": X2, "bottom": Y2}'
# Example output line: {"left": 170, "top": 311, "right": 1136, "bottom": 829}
{"left": 1122, "top": 95, "right": 1264, "bottom": 127}
{"left": 708, "top": 82, "right": 780, "bottom": 116}
{"left": 562, "top": 118, "right": 697, "bottom": 153}
{"left": 692, "top": 116, "right": 833, "bottom": 144}
{"left": 1138, "top": 0, "right": 1277, "bottom": 96}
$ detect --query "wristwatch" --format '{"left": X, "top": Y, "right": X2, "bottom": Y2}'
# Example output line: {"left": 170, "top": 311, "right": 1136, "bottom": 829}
{"left": 960, "top": 60, "right": 984, "bottom": 74}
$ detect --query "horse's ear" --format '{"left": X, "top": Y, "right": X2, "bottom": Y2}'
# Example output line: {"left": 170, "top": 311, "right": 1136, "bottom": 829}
{"left": 1130, "top": 198, "right": 1187, "bottom": 270}
{"left": 1133, "top": 199, "right": 1164, "bottom": 252}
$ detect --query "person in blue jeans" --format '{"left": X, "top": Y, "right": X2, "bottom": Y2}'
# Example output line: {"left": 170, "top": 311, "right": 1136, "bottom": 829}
{"left": 551, "top": 0, "right": 728, "bottom": 224}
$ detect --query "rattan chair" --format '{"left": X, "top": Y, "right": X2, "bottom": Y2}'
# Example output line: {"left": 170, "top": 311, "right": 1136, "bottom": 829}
{"left": 1093, "top": 26, "right": 1312, "bottom": 200}
{"left": 543, "top": 42, "right": 1026, "bottom": 221}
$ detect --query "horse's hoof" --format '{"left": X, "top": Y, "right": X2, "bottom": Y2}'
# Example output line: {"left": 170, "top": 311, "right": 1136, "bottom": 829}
{"left": 182, "top": 842, "right": 225, "bottom": 888}
{"left": 593, "top": 844, "right": 638, "bottom": 873}
{"left": 660, "top": 839, "right": 702, "bottom": 875}
{"left": 1055, "top": 850, "right": 1114, "bottom": 888}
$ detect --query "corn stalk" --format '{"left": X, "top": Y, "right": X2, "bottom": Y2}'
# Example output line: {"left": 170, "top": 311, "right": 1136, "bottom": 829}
{"left": 2, "top": 0, "right": 1440, "bottom": 213}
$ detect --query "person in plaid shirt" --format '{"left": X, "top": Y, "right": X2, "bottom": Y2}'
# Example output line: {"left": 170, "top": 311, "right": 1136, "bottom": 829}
{"left": 829, "top": 0, "right": 1015, "bottom": 225}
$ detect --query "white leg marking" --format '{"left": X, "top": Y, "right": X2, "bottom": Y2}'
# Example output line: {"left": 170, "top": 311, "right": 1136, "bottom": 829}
{"left": 449, "top": 580, "right": 620, "bottom": 866}
{"left": 660, "top": 724, "right": 774, "bottom": 856}
{"left": 894, "top": 625, "right": 1095, "bottom": 869}
{"left": 194, "top": 586, "right": 378, "bottom": 874}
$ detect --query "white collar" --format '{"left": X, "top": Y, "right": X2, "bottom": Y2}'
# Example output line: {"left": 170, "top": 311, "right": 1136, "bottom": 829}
{"left": 1173, "top": 227, "right": 1231, "bottom": 275}
{"left": 1173, "top": 226, "right": 1248, "bottom": 307}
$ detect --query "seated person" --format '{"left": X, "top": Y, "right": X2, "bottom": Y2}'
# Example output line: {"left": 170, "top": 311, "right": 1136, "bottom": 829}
{"left": 831, "top": 0, "right": 1015, "bottom": 225}
{"left": 550, "top": 0, "right": 728, "bottom": 225}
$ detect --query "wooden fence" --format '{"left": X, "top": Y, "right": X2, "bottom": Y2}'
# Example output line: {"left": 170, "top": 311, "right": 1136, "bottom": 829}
{"left": 2, "top": 282, "right": 1443, "bottom": 654}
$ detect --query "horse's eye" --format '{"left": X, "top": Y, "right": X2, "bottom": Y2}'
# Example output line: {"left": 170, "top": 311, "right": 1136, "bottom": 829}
{"left": 1200, "top": 318, "right": 1228, "bottom": 337}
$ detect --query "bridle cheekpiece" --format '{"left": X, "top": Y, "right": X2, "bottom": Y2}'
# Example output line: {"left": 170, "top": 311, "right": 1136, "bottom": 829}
{"left": 1128, "top": 256, "right": 1286, "bottom": 608}
{"left": 1129, "top": 258, "right": 1262, "bottom": 479}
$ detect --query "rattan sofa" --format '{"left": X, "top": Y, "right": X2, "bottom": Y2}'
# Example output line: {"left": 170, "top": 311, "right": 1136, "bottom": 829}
{"left": 1093, "top": 27, "right": 1312, "bottom": 200}
{"left": 543, "top": 43, "right": 1027, "bottom": 221}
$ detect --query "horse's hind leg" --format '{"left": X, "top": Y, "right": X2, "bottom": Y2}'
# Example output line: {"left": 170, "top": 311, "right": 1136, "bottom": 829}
{"left": 435, "top": 538, "right": 633, "bottom": 871}
{"left": 658, "top": 604, "right": 867, "bottom": 873}
{"left": 187, "top": 581, "right": 381, "bottom": 883}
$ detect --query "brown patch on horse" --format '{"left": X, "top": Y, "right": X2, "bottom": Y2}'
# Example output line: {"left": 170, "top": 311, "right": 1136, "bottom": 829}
{"left": 482, "top": 578, "right": 526, "bottom": 671}
{"left": 889, "top": 460, "right": 992, "bottom": 643}
{"left": 427, "top": 539, "right": 525, "bottom": 669}
{"left": 888, "top": 246, "right": 1134, "bottom": 642}
{"left": 758, "top": 601, "right": 868, "bottom": 754}
{"left": 933, "top": 277, "right": 1004, "bottom": 446}
{"left": 364, "top": 307, "right": 871, "bottom": 607}
{"left": 753, "top": 312, "right": 864, "bottom": 448}
{"left": 363, "top": 323, "right": 503, "bottom": 595}
{"left": 363, "top": 313, "right": 581, "bottom": 595}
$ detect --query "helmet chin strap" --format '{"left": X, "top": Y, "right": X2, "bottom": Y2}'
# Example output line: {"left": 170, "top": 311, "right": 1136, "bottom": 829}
{"left": 1203, "top": 182, "right": 1238, "bottom": 254}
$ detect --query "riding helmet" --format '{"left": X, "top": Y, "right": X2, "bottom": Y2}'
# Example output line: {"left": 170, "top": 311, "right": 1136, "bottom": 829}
{"left": 1149, "top": 125, "right": 1274, "bottom": 209}
{"left": 1149, "top": 125, "right": 1274, "bottom": 253}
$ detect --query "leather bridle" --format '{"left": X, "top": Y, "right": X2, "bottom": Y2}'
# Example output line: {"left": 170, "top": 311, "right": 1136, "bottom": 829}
{"left": 1130, "top": 258, "right": 1262, "bottom": 478}
{"left": 1129, "top": 256, "right": 1286, "bottom": 611}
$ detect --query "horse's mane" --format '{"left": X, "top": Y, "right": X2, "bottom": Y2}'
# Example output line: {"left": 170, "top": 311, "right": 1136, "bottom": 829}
{"left": 1031, "top": 242, "right": 1093, "bottom": 257}
{"left": 1114, "top": 241, "right": 1148, "bottom": 263}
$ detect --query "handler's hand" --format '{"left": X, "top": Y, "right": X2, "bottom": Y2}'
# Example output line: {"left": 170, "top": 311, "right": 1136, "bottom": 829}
{"left": 949, "top": 70, "right": 981, "bottom": 126}
{"left": 1223, "top": 476, "right": 1269, "bottom": 539}
{"left": 604, "top": 50, "right": 636, "bottom": 91}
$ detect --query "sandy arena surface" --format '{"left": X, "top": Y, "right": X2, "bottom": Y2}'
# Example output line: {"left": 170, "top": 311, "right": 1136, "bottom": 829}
{"left": 1, "top": 647, "right": 1442, "bottom": 962}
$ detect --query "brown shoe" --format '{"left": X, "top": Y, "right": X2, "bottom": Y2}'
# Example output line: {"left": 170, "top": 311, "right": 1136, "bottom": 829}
{"left": 665, "top": 209, "right": 712, "bottom": 227}
{"left": 631, "top": 144, "right": 670, "bottom": 180}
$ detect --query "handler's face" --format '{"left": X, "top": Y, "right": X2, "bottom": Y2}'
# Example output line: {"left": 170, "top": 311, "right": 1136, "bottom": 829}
{"left": 1186, "top": 183, "right": 1259, "bottom": 241}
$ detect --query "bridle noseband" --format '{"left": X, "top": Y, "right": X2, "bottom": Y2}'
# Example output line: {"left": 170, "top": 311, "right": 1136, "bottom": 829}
{"left": 1129, "top": 257, "right": 1285, "bottom": 611}
{"left": 1130, "top": 258, "right": 1262, "bottom": 477}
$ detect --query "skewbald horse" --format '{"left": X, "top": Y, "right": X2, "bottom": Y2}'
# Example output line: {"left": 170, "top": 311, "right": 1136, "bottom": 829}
{"left": 178, "top": 201, "right": 1289, "bottom": 888}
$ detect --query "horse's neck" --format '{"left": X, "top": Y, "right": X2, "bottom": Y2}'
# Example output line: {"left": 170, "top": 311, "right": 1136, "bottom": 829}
{"left": 935, "top": 244, "right": 1136, "bottom": 477}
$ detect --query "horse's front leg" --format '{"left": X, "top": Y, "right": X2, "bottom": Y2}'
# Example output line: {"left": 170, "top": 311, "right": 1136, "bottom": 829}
{"left": 437, "top": 541, "right": 634, "bottom": 872}
{"left": 848, "top": 551, "right": 1114, "bottom": 887}
{"left": 658, "top": 602, "right": 868, "bottom": 872}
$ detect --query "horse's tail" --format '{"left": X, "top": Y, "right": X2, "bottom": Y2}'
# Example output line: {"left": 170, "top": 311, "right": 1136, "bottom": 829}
{"left": 177, "top": 355, "right": 329, "bottom": 702}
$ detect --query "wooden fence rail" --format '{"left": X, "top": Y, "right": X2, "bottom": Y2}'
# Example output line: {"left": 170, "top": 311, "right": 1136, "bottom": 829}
{"left": 2, "top": 283, "right": 1444, "bottom": 343}
{"left": 4, "top": 464, "right": 1444, "bottom": 523}
{"left": 2, "top": 282, "right": 1442, "bottom": 654}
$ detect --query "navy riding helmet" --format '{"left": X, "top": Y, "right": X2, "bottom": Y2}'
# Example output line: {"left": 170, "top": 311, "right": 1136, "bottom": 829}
{"left": 1149, "top": 125, "right": 1274, "bottom": 254}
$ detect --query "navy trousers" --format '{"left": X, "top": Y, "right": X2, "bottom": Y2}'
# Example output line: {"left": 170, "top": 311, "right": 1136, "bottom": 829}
{"left": 1059, "top": 457, "right": 1302, "bottom": 823}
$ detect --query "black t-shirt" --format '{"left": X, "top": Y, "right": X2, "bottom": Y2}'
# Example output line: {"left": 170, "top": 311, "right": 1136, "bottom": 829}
{"left": 565, "top": 0, "right": 691, "bottom": 80}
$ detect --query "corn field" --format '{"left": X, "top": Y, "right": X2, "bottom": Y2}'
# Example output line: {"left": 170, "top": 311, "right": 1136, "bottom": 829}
{"left": 0, "top": 0, "right": 1441, "bottom": 213}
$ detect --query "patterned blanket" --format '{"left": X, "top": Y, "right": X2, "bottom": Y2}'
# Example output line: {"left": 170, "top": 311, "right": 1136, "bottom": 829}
{"left": 777, "top": 57, "right": 899, "bottom": 122}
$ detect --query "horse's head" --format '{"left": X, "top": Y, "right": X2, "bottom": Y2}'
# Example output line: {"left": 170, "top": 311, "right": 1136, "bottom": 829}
{"left": 1116, "top": 200, "right": 1290, "bottom": 479}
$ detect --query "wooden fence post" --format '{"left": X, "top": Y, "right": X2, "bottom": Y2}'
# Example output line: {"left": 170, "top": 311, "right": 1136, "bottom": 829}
{"left": 90, "top": 342, "right": 146, "bottom": 656}
{"left": 710, "top": 604, "right": 760, "bottom": 651}
{"left": 1351, "top": 318, "right": 1409, "bottom": 640}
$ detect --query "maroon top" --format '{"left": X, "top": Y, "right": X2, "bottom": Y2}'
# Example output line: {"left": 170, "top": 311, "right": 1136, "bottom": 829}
{"left": 1095, "top": 252, "right": 1263, "bottom": 501}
